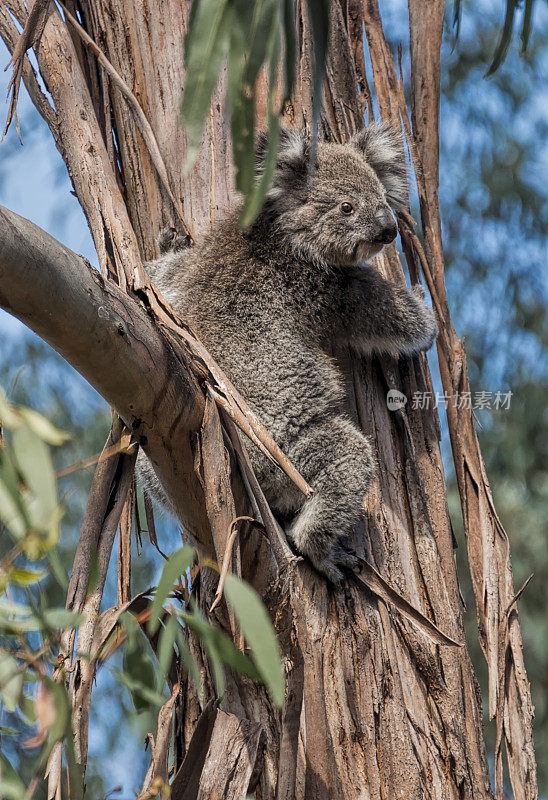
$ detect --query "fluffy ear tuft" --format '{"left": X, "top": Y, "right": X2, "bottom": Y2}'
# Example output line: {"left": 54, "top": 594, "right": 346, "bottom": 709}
{"left": 352, "top": 123, "right": 408, "bottom": 209}
{"left": 256, "top": 128, "right": 309, "bottom": 198}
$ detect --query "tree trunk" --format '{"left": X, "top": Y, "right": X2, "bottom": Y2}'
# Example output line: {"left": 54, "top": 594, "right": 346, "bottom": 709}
{"left": 0, "top": 1, "right": 536, "bottom": 798}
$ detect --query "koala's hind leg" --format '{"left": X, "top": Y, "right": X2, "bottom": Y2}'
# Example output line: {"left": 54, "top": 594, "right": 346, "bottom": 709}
{"left": 287, "top": 415, "right": 375, "bottom": 585}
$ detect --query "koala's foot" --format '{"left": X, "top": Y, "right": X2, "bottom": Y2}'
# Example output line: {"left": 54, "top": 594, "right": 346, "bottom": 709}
{"left": 158, "top": 226, "right": 191, "bottom": 254}
{"left": 297, "top": 533, "right": 360, "bottom": 587}
{"left": 288, "top": 495, "right": 366, "bottom": 587}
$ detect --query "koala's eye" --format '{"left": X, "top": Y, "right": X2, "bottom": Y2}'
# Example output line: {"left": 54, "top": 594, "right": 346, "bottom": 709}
{"left": 340, "top": 201, "right": 354, "bottom": 215}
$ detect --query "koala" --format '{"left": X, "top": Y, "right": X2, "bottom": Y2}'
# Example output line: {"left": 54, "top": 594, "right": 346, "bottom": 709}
{"left": 139, "top": 123, "right": 438, "bottom": 585}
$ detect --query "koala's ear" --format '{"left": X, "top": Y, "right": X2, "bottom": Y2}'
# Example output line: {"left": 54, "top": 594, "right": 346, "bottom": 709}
{"left": 352, "top": 123, "right": 408, "bottom": 209}
{"left": 256, "top": 127, "right": 309, "bottom": 190}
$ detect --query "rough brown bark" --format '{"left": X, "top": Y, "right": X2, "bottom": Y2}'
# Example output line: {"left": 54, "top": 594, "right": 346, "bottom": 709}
{"left": 0, "top": 1, "right": 536, "bottom": 799}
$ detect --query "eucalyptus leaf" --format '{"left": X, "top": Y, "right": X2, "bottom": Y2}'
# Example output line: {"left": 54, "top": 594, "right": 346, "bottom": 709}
{"left": 115, "top": 665, "right": 166, "bottom": 711}
{"left": 304, "top": 0, "right": 330, "bottom": 165}
{"left": 0, "top": 474, "right": 27, "bottom": 540}
{"left": 7, "top": 567, "right": 46, "bottom": 587}
{"left": 149, "top": 545, "right": 195, "bottom": 634}
{"left": 12, "top": 426, "right": 58, "bottom": 531}
{"left": 16, "top": 407, "right": 71, "bottom": 445}
{"left": 179, "top": 606, "right": 226, "bottom": 696}
{"left": 0, "top": 753, "right": 26, "bottom": 800}
{"left": 223, "top": 573, "right": 284, "bottom": 706}
{"left": 175, "top": 626, "right": 203, "bottom": 701}
{"left": 0, "top": 653, "right": 23, "bottom": 713}
{"left": 0, "top": 387, "right": 21, "bottom": 430}
{"left": 485, "top": 0, "right": 518, "bottom": 77}
{"left": 157, "top": 614, "right": 178, "bottom": 689}
{"left": 181, "top": 0, "right": 232, "bottom": 169}
{"left": 42, "top": 608, "right": 85, "bottom": 631}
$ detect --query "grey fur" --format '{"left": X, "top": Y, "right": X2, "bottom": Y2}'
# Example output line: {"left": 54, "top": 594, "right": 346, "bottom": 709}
{"left": 138, "top": 124, "right": 438, "bottom": 584}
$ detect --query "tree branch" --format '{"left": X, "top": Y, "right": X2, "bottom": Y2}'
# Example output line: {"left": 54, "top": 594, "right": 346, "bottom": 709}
{"left": 0, "top": 204, "right": 212, "bottom": 548}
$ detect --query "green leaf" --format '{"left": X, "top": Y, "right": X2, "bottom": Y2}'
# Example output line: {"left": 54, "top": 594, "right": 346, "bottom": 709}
{"left": 16, "top": 407, "right": 71, "bottom": 445}
{"left": 0, "top": 451, "right": 28, "bottom": 540}
{"left": 223, "top": 574, "right": 284, "bottom": 706}
{"left": 157, "top": 614, "right": 178, "bottom": 689}
{"left": 12, "top": 425, "right": 58, "bottom": 529}
{"left": 230, "top": 0, "right": 281, "bottom": 216}
{"left": 42, "top": 608, "right": 85, "bottom": 631}
{"left": 46, "top": 547, "right": 68, "bottom": 590}
{"left": 175, "top": 626, "right": 203, "bottom": 701}
{"left": 304, "top": 0, "right": 330, "bottom": 164}
{"left": 148, "top": 545, "right": 195, "bottom": 634}
{"left": 0, "top": 601, "right": 39, "bottom": 634}
{"left": 485, "top": 0, "right": 518, "bottom": 77}
{"left": 281, "top": 0, "right": 296, "bottom": 101}
{"left": 0, "top": 753, "right": 26, "bottom": 800}
{"left": 180, "top": 606, "right": 226, "bottom": 696}
{"left": 239, "top": 34, "right": 281, "bottom": 226}
{"left": 0, "top": 388, "right": 21, "bottom": 431}
{"left": 6, "top": 567, "right": 46, "bottom": 587}
{"left": 0, "top": 476, "right": 26, "bottom": 540}
{"left": 0, "top": 653, "right": 23, "bottom": 713}
{"left": 520, "top": 0, "right": 535, "bottom": 54}
{"left": 208, "top": 626, "right": 261, "bottom": 681}
{"left": 115, "top": 661, "right": 166, "bottom": 711}
{"left": 181, "top": 0, "right": 232, "bottom": 169}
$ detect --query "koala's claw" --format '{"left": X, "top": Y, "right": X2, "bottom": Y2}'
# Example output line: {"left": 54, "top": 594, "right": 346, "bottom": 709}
{"left": 158, "top": 226, "right": 191, "bottom": 254}
{"left": 332, "top": 542, "right": 360, "bottom": 572}
{"left": 309, "top": 541, "right": 360, "bottom": 587}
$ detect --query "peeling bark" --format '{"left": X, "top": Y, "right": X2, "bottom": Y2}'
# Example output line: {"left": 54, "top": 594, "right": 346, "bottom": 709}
{"left": 0, "top": 0, "right": 536, "bottom": 797}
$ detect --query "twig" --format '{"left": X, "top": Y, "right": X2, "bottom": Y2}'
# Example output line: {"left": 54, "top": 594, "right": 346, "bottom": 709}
{"left": 55, "top": 433, "right": 136, "bottom": 478}
{"left": 504, "top": 572, "right": 534, "bottom": 618}
{"left": 353, "top": 558, "right": 461, "bottom": 648}
{"left": 209, "top": 516, "right": 255, "bottom": 613}
{"left": 55, "top": 0, "right": 193, "bottom": 245}
{"left": 2, "top": 0, "right": 50, "bottom": 141}
{"left": 221, "top": 411, "right": 296, "bottom": 570}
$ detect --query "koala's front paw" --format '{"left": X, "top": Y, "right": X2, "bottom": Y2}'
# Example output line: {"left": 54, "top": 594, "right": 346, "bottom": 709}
{"left": 412, "top": 284, "right": 438, "bottom": 351}
{"left": 158, "top": 226, "right": 191, "bottom": 254}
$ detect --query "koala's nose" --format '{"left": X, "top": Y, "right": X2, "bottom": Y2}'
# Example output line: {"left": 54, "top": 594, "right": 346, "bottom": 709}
{"left": 373, "top": 208, "right": 397, "bottom": 244}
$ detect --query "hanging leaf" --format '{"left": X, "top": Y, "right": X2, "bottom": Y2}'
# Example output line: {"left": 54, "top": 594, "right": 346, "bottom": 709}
{"left": 520, "top": 0, "right": 536, "bottom": 53}
{"left": 148, "top": 545, "right": 195, "bottom": 634}
{"left": 229, "top": 0, "right": 280, "bottom": 207}
{"left": 6, "top": 567, "right": 46, "bottom": 587}
{"left": 157, "top": 613, "right": 178, "bottom": 689}
{"left": 180, "top": 0, "right": 232, "bottom": 169}
{"left": 120, "top": 649, "right": 163, "bottom": 711}
{"left": 223, "top": 574, "right": 284, "bottom": 706}
{"left": 11, "top": 425, "right": 62, "bottom": 557}
{"left": 16, "top": 408, "right": 71, "bottom": 446}
{"left": 0, "top": 472, "right": 27, "bottom": 541}
{"left": 0, "top": 653, "right": 23, "bottom": 713}
{"left": 304, "top": 0, "right": 330, "bottom": 164}
{"left": 281, "top": 0, "right": 296, "bottom": 101}
{"left": 175, "top": 626, "right": 203, "bottom": 700}
{"left": 0, "top": 753, "right": 26, "bottom": 800}
{"left": 179, "top": 606, "right": 226, "bottom": 696}
{"left": 239, "top": 16, "right": 282, "bottom": 226}
{"left": 485, "top": 0, "right": 518, "bottom": 77}
{"left": 182, "top": 0, "right": 330, "bottom": 220}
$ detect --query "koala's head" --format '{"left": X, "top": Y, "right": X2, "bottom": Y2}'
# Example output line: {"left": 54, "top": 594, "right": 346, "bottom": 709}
{"left": 255, "top": 124, "right": 407, "bottom": 268}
